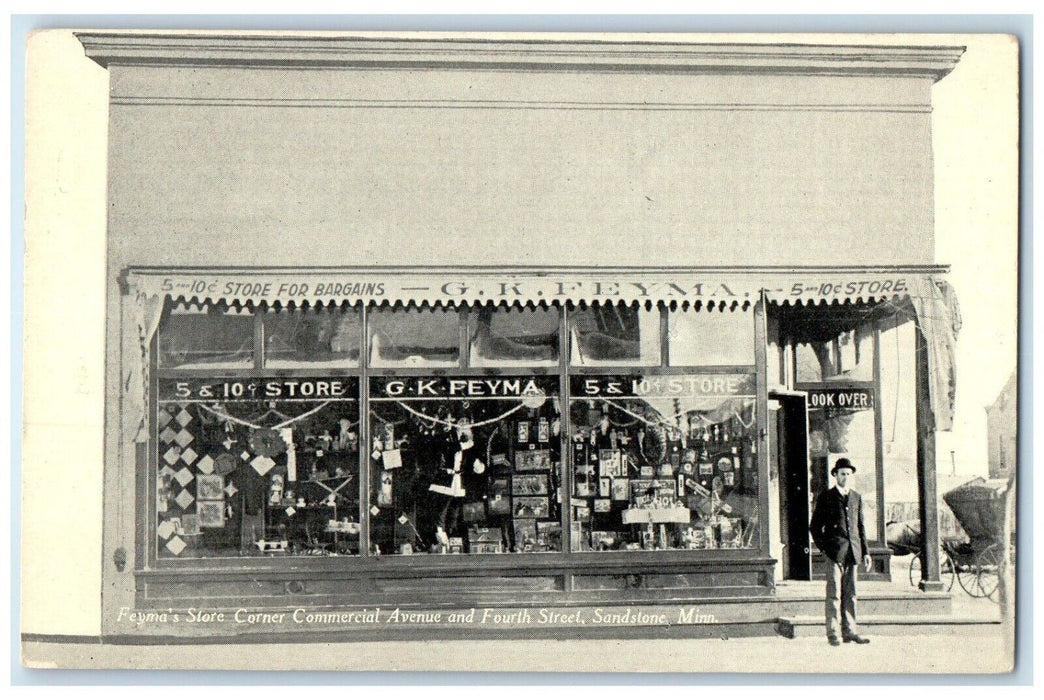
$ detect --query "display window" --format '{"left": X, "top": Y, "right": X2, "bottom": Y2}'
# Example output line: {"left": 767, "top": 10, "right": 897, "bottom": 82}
{"left": 264, "top": 306, "right": 362, "bottom": 367}
{"left": 154, "top": 376, "right": 361, "bottom": 558}
{"left": 153, "top": 302, "right": 364, "bottom": 559}
{"left": 367, "top": 375, "right": 562, "bottom": 555}
{"left": 468, "top": 306, "right": 559, "bottom": 367}
{"left": 149, "top": 298, "right": 766, "bottom": 562}
{"left": 368, "top": 306, "right": 462, "bottom": 367}
{"left": 569, "top": 304, "right": 660, "bottom": 366}
{"left": 158, "top": 303, "right": 254, "bottom": 368}
{"left": 567, "top": 374, "right": 760, "bottom": 551}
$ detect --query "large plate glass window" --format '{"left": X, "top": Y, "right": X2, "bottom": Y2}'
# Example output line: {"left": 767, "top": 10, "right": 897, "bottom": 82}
{"left": 153, "top": 303, "right": 363, "bottom": 560}
{"left": 264, "top": 305, "right": 362, "bottom": 367}
{"left": 368, "top": 306, "right": 461, "bottom": 368}
{"left": 154, "top": 376, "right": 361, "bottom": 558}
{"left": 158, "top": 302, "right": 254, "bottom": 368}
{"left": 569, "top": 304, "right": 660, "bottom": 366}
{"left": 468, "top": 306, "right": 559, "bottom": 367}
{"left": 368, "top": 375, "right": 562, "bottom": 555}
{"left": 568, "top": 374, "right": 759, "bottom": 551}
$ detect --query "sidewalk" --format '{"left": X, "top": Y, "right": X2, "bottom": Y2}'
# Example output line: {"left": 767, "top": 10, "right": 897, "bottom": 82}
{"left": 22, "top": 628, "right": 1011, "bottom": 674}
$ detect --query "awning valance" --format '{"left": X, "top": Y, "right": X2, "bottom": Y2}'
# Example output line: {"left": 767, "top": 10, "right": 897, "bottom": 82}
{"left": 123, "top": 265, "right": 948, "bottom": 308}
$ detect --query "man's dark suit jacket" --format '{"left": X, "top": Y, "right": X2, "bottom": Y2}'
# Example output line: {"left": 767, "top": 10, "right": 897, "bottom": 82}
{"left": 809, "top": 486, "right": 869, "bottom": 566}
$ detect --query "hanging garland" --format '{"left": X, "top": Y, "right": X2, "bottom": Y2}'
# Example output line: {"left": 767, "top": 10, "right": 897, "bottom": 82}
{"left": 395, "top": 400, "right": 526, "bottom": 429}
{"left": 196, "top": 401, "right": 335, "bottom": 431}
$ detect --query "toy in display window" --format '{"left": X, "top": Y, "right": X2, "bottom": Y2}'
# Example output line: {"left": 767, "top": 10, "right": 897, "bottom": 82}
{"left": 568, "top": 382, "right": 759, "bottom": 552}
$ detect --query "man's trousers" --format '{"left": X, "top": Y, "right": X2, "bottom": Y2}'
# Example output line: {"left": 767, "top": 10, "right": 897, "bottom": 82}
{"left": 825, "top": 559, "right": 859, "bottom": 639}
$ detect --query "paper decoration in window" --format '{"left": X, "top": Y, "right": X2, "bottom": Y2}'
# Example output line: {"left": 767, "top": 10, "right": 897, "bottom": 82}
{"left": 214, "top": 453, "right": 237, "bottom": 476}
{"left": 224, "top": 482, "right": 238, "bottom": 498}
{"left": 174, "top": 429, "right": 194, "bottom": 449}
{"left": 157, "top": 409, "right": 174, "bottom": 428}
{"left": 165, "top": 536, "right": 187, "bottom": 556}
{"left": 160, "top": 426, "right": 178, "bottom": 444}
{"left": 197, "top": 455, "right": 215, "bottom": 475}
{"left": 382, "top": 448, "right": 402, "bottom": 470}
{"left": 157, "top": 519, "right": 176, "bottom": 539}
{"left": 174, "top": 467, "right": 194, "bottom": 487}
{"left": 222, "top": 437, "right": 235, "bottom": 451}
{"left": 174, "top": 489, "right": 195, "bottom": 510}
{"left": 180, "top": 447, "right": 198, "bottom": 465}
{"left": 175, "top": 409, "right": 193, "bottom": 427}
{"left": 240, "top": 450, "right": 251, "bottom": 461}
{"left": 249, "top": 428, "right": 287, "bottom": 458}
{"left": 163, "top": 446, "right": 181, "bottom": 465}
{"left": 251, "top": 455, "right": 275, "bottom": 476}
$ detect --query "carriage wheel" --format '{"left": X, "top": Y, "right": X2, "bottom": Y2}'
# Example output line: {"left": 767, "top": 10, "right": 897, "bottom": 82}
{"left": 908, "top": 553, "right": 921, "bottom": 587}
{"left": 957, "top": 558, "right": 984, "bottom": 598}
{"left": 908, "top": 550, "right": 955, "bottom": 591}
{"left": 976, "top": 544, "right": 1002, "bottom": 602}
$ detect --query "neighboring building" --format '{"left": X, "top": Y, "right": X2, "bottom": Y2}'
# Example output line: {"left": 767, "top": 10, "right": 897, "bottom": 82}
{"left": 76, "top": 33, "right": 964, "bottom": 641}
{"left": 987, "top": 372, "right": 1017, "bottom": 480}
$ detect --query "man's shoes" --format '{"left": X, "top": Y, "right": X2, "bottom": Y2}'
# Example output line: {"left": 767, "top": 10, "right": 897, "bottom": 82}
{"left": 827, "top": 636, "right": 841, "bottom": 646}
{"left": 843, "top": 634, "right": 871, "bottom": 644}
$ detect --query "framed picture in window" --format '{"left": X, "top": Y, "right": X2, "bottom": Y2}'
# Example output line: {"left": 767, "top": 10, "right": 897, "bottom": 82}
{"left": 512, "top": 474, "right": 548, "bottom": 496}
{"left": 513, "top": 496, "right": 549, "bottom": 518}
{"left": 515, "top": 449, "right": 551, "bottom": 471}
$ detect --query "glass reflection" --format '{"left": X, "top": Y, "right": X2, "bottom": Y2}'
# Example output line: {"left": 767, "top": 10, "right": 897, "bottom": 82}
{"left": 570, "top": 305, "right": 660, "bottom": 366}
{"left": 158, "top": 304, "right": 254, "bottom": 368}
{"left": 368, "top": 307, "right": 461, "bottom": 368}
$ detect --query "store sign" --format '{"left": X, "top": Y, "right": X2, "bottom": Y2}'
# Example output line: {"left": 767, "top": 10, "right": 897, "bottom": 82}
{"left": 371, "top": 376, "right": 559, "bottom": 399}
{"left": 158, "top": 377, "right": 359, "bottom": 402}
{"left": 806, "top": 388, "right": 874, "bottom": 411}
{"left": 127, "top": 269, "right": 932, "bottom": 306}
{"left": 571, "top": 374, "right": 756, "bottom": 398}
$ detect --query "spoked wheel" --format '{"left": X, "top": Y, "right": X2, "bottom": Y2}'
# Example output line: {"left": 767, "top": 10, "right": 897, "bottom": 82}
{"left": 976, "top": 544, "right": 1002, "bottom": 602}
{"left": 957, "top": 558, "right": 984, "bottom": 597}
{"left": 909, "top": 550, "right": 956, "bottom": 591}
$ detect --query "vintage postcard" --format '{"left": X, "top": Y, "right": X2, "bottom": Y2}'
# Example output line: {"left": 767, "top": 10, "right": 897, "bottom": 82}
{"left": 20, "top": 29, "right": 1018, "bottom": 673}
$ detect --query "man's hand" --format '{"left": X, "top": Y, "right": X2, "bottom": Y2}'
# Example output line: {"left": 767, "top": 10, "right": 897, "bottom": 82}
{"left": 863, "top": 554, "right": 873, "bottom": 572}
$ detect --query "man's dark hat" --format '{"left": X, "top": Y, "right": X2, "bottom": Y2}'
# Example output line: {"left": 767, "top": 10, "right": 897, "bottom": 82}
{"left": 831, "top": 458, "right": 856, "bottom": 475}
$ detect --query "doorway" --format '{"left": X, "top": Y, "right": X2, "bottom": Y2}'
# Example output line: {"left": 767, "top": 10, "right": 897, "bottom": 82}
{"left": 772, "top": 391, "right": 812, "bottom": 581}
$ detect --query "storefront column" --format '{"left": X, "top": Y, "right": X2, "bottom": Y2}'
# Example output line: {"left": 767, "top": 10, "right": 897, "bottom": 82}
{"left": 754, "top": 296, "right": 772, "bottom": 568}
{"left": 915, "top": 325, "right": 943, "bottom": 591}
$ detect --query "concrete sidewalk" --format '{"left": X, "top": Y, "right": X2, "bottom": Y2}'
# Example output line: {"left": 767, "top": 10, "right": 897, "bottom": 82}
{"left": 22, "top": 628, "right": 1012, "bottom": 674}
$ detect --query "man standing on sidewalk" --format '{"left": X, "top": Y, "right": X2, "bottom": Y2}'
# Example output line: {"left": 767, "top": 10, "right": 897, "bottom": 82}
{"left": 809, "top": 458, "right": 872, "bottom": 646}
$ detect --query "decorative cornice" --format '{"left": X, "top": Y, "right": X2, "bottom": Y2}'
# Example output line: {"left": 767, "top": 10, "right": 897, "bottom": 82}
{"left": 76, "top": 33, "right": 965, "bottom": 81}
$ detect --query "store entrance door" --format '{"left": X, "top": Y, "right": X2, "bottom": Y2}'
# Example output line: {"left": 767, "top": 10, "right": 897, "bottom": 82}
{"left": 772, "top": 391, "right": 812, "bottom": 581}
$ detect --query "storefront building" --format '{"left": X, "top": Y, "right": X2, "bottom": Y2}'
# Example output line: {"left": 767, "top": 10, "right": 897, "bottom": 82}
{"left": 80, "top": 34, "right": 964, "bottom": 639}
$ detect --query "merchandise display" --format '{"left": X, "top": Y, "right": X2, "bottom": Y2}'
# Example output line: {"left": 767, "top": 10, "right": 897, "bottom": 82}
{"left": 151, "top": 302, "right": 764, "bottom": 562}
{"left": 568, "top": 374, "right": 760, "bottom": 551}
{"left": 368, "top": 375, "right": 562, "bottom": 554}
{"left": 154, "top": 377, "right": 361, "bottom": 558}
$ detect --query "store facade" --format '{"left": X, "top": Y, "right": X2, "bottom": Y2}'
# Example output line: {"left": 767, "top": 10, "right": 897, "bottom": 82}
{"left": 81, "top": 34, "right": 964, "bottom": 638}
